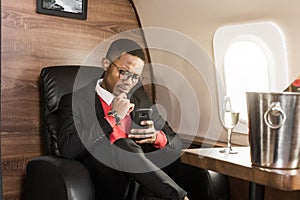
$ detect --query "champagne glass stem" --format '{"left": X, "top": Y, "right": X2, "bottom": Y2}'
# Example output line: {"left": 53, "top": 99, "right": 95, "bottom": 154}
{"left": 227, "top": 128, "right": 232, "bottom": 149}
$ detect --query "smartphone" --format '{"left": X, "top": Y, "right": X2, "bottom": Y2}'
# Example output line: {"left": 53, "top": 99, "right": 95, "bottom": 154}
{"left": 133, "top": 108, "right": 153, "bottom": 128}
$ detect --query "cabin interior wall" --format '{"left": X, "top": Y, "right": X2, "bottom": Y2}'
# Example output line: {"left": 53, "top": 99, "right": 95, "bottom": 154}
{"left": 132, "top": 0, "right": 300, "bottom": 145}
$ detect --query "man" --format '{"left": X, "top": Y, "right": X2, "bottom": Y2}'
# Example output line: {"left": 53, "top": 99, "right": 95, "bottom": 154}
{"left": 57, "top": 39, "right": 189, "bottom": 200}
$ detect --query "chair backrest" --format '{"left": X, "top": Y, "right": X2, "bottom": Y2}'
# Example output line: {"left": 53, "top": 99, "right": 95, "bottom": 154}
{"left": 40, "top": 65, "right": 102, "bottom": 155}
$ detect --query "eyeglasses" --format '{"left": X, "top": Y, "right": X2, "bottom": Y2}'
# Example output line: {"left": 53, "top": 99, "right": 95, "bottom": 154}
{"left": 108, "top": 59, "right": 144, "bottom": 83}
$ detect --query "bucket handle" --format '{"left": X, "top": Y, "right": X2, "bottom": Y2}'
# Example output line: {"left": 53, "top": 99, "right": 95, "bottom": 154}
{"left": 264, "top": 101, "right": 286, "bottom": 129}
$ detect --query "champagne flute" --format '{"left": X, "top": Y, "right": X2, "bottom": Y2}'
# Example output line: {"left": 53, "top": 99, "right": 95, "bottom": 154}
{"left": 220, "top": 96, "right": 240, "bottom": 154}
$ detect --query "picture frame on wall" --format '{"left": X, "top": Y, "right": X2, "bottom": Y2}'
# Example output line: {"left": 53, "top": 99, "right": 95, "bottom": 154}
{"left": 37, "top": 0, "right": 87, "bottom": 20}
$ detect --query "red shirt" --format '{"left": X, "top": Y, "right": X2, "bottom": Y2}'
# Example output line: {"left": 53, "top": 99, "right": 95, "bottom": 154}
{"left": 98, "top": 96, "right": 167, "bottom": 148}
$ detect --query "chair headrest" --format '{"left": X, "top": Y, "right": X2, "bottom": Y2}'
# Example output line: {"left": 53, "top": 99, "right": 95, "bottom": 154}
{"left": 40, "top": 65, "right": 103, "bottom": 112}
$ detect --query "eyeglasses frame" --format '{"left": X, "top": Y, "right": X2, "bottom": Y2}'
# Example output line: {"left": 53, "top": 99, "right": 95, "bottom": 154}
{"left": 107, "top": 58, "right": 144, "bottom": 83}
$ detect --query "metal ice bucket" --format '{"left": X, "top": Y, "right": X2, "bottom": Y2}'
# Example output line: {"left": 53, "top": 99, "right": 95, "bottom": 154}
{"left": 246, "top": 92, "right": 300, "bottom": 169}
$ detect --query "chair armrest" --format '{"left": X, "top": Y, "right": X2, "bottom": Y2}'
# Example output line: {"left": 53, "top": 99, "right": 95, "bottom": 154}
{"left": 175, "top": 162, "right": 230, "bottom": 200}
{"left": 24, "top": 155, "right": 95, "bottom": 200}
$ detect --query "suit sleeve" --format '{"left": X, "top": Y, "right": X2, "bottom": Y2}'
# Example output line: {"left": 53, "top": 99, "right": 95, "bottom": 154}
{"left": 57, "top": 92, "right": 112, "bottom": 160}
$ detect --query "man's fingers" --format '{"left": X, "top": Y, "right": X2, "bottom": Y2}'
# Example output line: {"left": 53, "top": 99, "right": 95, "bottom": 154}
{"left": 128, "top": 133, "right": 155, "bottom": 139}
{"left": 140, "top": 120, "right": 153, "bottom": 126}
{"left": 117, "top": 93, "right": 127, "bottom": 99}
{"left": 135, "top": 138, "right": 153, "bottom": 144}
{"left": 130, "top": 127, "right": 153, "bottom": 135}
{"left": 127, "top": 103, "right": 135, "bottom": 114}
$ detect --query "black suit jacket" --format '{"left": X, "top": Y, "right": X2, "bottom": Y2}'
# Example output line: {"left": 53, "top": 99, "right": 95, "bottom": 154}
{"left": 57, "top": 79, "right": 183, "bottom": 161}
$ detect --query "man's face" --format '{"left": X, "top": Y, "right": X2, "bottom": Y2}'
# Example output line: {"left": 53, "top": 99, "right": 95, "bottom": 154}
{"left": 102, "top": 53, "right": 144, "bottom": 96}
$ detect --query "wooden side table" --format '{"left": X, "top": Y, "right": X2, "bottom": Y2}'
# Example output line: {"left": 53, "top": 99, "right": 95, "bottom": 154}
{"left": 181, "top": 147, "right": 300, "bottom": 200}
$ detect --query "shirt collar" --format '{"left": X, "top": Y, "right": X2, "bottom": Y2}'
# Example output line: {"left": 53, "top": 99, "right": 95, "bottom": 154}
{"left": 95, "top": 79, "right": 115, "bottom": 105}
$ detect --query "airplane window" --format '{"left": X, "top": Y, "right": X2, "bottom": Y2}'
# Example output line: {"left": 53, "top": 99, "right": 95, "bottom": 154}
{"left": 224, "top": 41, "right": 269, "bottom": 123}
{"left": 213, "top": 22, "right": 289, "bottom": 134}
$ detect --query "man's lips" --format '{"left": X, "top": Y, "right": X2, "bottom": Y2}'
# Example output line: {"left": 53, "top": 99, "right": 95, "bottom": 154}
{"left": 119, "top": 87, "right": 130, "bottom": 93}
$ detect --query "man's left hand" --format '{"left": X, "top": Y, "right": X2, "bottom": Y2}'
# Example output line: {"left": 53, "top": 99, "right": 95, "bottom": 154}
{"left": 128, "top": 120, "right": 158, "bottom": 144}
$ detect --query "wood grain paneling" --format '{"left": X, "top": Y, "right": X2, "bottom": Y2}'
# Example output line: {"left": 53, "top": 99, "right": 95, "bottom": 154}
{"left": 1, "top": 0, "right": 146, "bottom": 199}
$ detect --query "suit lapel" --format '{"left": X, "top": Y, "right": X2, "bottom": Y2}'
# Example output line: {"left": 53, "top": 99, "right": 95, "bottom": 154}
{"left": 94, "top": 93, "right": 105, "bottom": 121}
{"left": 94, "top": 90, "right": 113, "bottom": 134}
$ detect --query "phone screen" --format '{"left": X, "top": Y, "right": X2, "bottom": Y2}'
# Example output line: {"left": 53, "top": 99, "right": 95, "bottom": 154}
{"left": 133, "top": 108, "right": 152, "bottom": 128}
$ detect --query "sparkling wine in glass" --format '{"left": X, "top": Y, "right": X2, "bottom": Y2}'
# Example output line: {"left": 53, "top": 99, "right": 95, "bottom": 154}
{"left": 220, "top": 96, "right": 240, "bottom": 154}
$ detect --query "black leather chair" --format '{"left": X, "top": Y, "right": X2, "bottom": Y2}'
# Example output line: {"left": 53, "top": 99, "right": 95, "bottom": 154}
{"left": 24, "top": 65, "right": 230, "bottom": 200}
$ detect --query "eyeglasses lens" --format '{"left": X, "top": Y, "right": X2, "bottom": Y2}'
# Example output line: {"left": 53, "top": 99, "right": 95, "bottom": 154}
{"left": 119, "top": 70, "right": 141, "bottom": 83}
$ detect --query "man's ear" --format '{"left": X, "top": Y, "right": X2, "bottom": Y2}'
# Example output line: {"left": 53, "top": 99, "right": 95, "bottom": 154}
{"left": 102, "top": 58, "right": 110, "bottom": 71}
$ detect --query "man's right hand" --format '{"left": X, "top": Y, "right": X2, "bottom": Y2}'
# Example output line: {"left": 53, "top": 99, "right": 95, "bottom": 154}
{"left": 111, "top": 93, "right": 134, "bottom": 120}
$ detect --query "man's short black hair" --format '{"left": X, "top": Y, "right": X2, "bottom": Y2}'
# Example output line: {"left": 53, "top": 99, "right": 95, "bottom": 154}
{"left": 106, "top": 39, "right": 145, "bottom": 62}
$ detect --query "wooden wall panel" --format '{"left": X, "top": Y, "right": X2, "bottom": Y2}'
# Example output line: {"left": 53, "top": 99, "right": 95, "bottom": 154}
{"left": 1, "top": 0, "right": 144, "bottom": 199}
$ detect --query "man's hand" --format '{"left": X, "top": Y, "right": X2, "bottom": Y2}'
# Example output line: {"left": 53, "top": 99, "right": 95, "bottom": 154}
{"left": 128, "top": 120, "right": 158, "bottom": 144}
{"left": 111, "top": 93, "right": 134, "bottom": 120}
